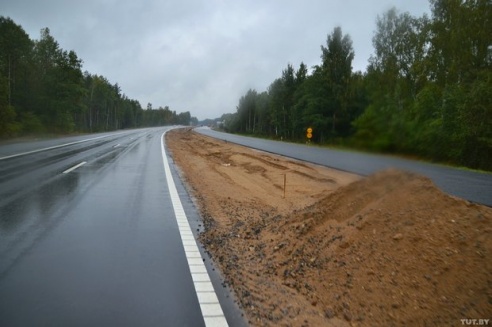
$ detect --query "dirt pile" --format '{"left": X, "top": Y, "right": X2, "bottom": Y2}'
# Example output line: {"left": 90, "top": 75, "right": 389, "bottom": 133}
{"left": 166, "top": 128, "right": 491, "bottom": 327}
{"left": 258, "top": 169, "right": 491, "bottom": 326}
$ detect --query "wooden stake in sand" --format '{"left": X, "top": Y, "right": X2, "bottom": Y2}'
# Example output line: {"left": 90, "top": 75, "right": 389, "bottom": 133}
{"left": 283, "top": 173, "right": 287, "bottom": 199}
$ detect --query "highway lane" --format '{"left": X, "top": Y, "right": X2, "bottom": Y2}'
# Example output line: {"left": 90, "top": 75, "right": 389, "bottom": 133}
{"left": 0, "top": 127, "right": 243, "bottom": 326}
{"left": 0, "top": 131, "right": 127, "bottom": 157}
{"left": 197, "top": 127, "right": 492, "bottom": 207}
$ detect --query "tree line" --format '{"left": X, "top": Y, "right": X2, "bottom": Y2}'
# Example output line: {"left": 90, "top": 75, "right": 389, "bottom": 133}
{"left": 224, "top": 0, "right": 491, "bottom": 171}
{"left": 0, "top": 17, "right": 192, "bottom": 137}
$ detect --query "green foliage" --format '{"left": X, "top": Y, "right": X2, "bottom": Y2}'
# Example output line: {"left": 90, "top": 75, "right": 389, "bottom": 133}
{"left": 229, "top": 27, "right": 360, "bottom": 144}
{"left": 321, "top": 26, "right": 355, "bottom": 136}
{"left": 351, "top": 2, "right": 491, "bottom": 170}
{"left": 0, "top": 17, "right": 33, "bottom": 137}
{"left": 0, "top": 103, "right": 20, "bottom": 137}
{"left": 19, "top": 111, "right": 44, "bottom": 134}
{"left": 227, "top": 1, "right": 491, "bottom": 170}
{"left": 0, "top": 17, "right": 192, "bottom": 138}
{"left": 459, "top": 71, "right": 492, "bottom": 169}
{"left": 0, "top": 74, "right": 17, "bottom": 137}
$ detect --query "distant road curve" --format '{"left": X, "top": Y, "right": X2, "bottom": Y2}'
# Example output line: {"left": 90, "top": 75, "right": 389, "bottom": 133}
{"left": 196, "top": 127, "right": 492, "bottom": 207}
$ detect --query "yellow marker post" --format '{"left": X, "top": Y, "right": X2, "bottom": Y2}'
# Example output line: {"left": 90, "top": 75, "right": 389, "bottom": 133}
{"left": 306, "top": 127, "right": 313, "bottom": 139}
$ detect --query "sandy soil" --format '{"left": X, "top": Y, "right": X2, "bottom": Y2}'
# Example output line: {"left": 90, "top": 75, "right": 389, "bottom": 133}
{"left": 166, "top": 128, "right": 491, "bottom": 327}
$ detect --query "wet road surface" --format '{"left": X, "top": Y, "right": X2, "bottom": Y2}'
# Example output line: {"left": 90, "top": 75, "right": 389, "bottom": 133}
{"left": 197, "top": 127, "right": 492, "bottom": 207}
{"left": 0, "top": 128, "right": 243, "bottom": 326}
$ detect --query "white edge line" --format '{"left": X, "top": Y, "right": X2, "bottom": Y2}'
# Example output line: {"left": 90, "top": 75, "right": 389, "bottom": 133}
{"left": 160, "top": 131, "right": 229, "bottom": 327}
{"left": 0, "top": 132, "right": 128, "bottom": 161}
{"left": 62, "top": 161, "right": 87, "bottom": 174}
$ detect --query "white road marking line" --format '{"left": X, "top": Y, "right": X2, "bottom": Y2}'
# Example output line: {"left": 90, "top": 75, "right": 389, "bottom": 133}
{"left": 198, "top": 292, "right": 221, "bottom": 303}
{"left": 0, "top": 132, "right": 128, "bottom": 161}
{"left": 204, "top": 316, "right": 229, "bottom": 327}
{"left": 194, "top": 281, "right": 216, "bottom": 292}
{"left": 160, "top": 131, "right": 229, "bottom": 327}
{"left": 62, "top": 161, "right": 87, "bottom": 174}
{"left": 190, "top": 265, "right": 208, "bottom": 274}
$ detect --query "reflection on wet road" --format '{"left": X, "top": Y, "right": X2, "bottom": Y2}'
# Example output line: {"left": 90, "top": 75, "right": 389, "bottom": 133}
{"left": 0, "top": 128, "right": 234, "bottom": 326}
{"left": 0, "top": 129, "right": 146, "bottom": 280}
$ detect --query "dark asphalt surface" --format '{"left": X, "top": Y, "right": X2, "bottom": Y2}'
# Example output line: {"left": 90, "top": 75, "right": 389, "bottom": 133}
{"left": 197, "top": 127, "right": 492, "bottom": 207}
{"left": 0, "top": 127, "right": 244, "bottom": 327}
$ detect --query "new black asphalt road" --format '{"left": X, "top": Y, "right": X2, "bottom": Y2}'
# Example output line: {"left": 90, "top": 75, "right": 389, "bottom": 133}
{"left": 197, "top": 127, "right": 492, "bottom": 207}
{"left": 0, "top": 127, "right": 245, "bottom": 327}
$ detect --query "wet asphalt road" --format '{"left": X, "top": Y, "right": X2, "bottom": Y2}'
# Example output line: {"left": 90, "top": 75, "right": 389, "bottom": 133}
{"left": 0, "top": 127, "right": 243, "bottom": 327}
{"left": 197, "top": 128, "right": 492, "bottom": 207}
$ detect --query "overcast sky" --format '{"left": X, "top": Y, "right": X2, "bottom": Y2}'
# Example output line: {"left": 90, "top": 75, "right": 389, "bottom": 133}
{"left": 2, "top": 0, "right": 430, "bottom": 120}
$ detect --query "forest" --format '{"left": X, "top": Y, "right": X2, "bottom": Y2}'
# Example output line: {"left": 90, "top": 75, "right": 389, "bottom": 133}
{"left": 0, "top": 17, "right": 192, "bottom": 137}
{"left": 224, "top": 0, "right": 491, "bottom": 171}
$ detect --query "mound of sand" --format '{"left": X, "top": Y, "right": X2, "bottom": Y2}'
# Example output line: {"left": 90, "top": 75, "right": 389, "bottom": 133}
{"left": 261, "top": 169, "right": 491, "bottom": 326}
{"left": 166, "top": 129, "right": 491, "bottom": 326}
